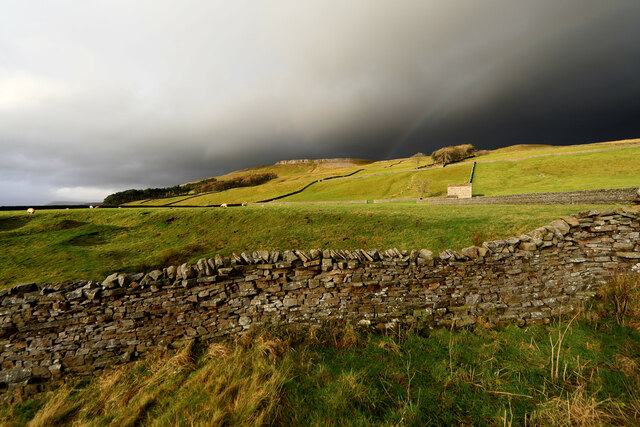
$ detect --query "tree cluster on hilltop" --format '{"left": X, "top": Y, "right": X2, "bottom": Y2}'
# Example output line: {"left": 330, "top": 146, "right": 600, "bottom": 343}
{"left": 103, "top": 173, "right": 278, "bottom": 205}
{"left": 196, "top": 173, "right": 277, "bottom": 193}
{"left": 431, "top": 144, "right": 475, "bottom": 165}
{"left": 103, "top": 185, "right": 195, "bottom": 205}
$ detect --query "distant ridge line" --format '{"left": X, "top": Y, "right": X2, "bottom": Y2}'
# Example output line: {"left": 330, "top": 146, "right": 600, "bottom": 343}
{"left": 274, "top": 158, "right": 369, "bottom": 165}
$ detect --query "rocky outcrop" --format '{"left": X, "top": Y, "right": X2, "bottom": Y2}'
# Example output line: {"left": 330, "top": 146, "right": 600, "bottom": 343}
{"left": 1, "top": 208, "right": 639, "bottom": 402}
{"left": 275, "top": 158, "right": 366, "bottom": 166}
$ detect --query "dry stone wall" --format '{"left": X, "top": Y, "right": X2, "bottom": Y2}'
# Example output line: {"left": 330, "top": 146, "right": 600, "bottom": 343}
{"left": 421, "top": 187, "right": 638, "bottom": 205}
{"left": 2, "top": 208, "right": 640, "bottom": 402}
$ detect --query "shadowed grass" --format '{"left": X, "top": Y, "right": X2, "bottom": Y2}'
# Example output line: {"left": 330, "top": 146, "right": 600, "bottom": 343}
{"left": 4, "top": 297, "right": 640, "bottom": 426}
{"left": 8, "top": 339, "right": 288, "bottom": 427}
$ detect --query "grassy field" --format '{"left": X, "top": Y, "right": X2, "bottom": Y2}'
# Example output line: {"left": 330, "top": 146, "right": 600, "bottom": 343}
{"left": 0, "top": 204, "right": 616, "bottom": 288}
{"left": 465, "top": 137, "right": 640, "bottom": 162}
{"left": 3, "top": 285, "right": 639, "bottom": 425}
{"left": 138, "top": 178, "right": 319, "bottom": 206}
{"left": 472, "top": 146, "right": 640, "bottom": 196}
{"left": 283, "top": 164, "right": 471, "bottom": 201}
{"left": 123, "top": 139, "right": 640, "bottom": 206}
{"left": 129, "top": 162, "right": 363, "bottom": 206}
{"left": 140, "top": 158, "right": 434, "bottom": 206}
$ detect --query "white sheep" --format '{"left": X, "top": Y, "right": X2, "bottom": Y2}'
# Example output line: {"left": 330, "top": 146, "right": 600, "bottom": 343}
{"left": 26, "top": 208, "right": 35, "bottom": 215}
{"left": 220, "top": 203, "right": 228, "bottom": 208}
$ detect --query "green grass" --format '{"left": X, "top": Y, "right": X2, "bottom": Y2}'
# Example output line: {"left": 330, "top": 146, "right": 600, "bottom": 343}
{"left": 124, "top": 156, "right": 437, "bottom": 207}
{"left": 0, "top": 204, "right": 618, "bottom": 288}
{"left": 283, "top": 164, "right": 471, "bottom": 201}
{"left": 5, "top": 305, "right": 640, "bottom": 426}
{"left": 281, "top": 319, "right": 640, "bottom": 425}
{"left": 125, "top": 140, "right": 640, "bottom": 206}
{"left": 127, "top": 157, "right": 448, "bottom": 206}
{"left": 174, "top": 178, "right": 319, "bottom": 205}
{"left": 467, "top": 138, "right": 640, "bottom": 162}
{"left": 473, "top": 147, "right": 640, "bottom": 196}
{"left": 168, "top": 158, "right": 435, "bottom": 205}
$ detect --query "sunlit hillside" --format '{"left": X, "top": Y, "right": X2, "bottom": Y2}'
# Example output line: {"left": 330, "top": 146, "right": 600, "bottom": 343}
{"left": 124, "top": 138, "right": 640, "bottom": 206}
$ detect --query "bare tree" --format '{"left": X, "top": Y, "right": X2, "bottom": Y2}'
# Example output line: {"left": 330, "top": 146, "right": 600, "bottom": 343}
{"left": 413, "top": 177, "right": 432, "bottom": 199}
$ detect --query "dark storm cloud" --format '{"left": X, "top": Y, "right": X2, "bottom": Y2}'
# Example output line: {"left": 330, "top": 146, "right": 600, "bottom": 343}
{"left": 1, "top": 0, "right": 639, "bottom": 204}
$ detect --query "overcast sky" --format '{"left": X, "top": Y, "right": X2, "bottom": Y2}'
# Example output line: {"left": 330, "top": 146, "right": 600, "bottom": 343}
{"left": 1, "top": 1, "right": 639, "bottom": 205}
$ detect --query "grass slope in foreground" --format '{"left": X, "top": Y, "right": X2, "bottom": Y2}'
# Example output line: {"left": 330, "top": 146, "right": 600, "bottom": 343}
{"left": 3, "top": 283, "right": 639, "bottom": 425}
{"left": 0, "top": 204, "right": 618, "bottom": 288}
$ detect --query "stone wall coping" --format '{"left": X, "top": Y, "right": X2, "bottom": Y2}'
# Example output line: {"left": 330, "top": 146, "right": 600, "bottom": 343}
{"left": 1, "top": 208, "right": 637, "bottom": 298}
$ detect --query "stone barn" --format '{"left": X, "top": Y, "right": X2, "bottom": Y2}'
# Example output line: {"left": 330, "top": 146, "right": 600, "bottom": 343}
{"left": 447, "top": 183, "right": 472, "bottom": 198}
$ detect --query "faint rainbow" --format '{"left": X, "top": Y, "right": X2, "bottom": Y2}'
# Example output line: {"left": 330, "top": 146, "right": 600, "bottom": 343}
{"left": 384, "top": 4, "right": 621, "bottom": 159}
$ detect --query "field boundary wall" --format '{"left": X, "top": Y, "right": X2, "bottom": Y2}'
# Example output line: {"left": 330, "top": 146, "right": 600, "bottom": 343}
{"left": 420, "top": 187, "right": 638, "bottom": 206}
{"left": 1, "top": 208, "right": 639, "bottom": 401}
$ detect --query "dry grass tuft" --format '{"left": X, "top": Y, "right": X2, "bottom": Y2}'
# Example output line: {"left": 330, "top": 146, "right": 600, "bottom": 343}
{"left": 255, "top": 337, "right": 286, "bottom": 361}
{"left": 18, "top": 335, "right": 290, "bottom": 426}
{"left": 306, "top": 324, "right": 322, "bottom": 344}
{"left": 338, "top": 326, "right": 360, "bottom": 350}
{"left": 169, "top": 340, "right": 196, "bottom": 371}
{"left": 164, "top": 341, "right": 289, "bottom": 426}
{"left": 378, "top": 340, "right": 401, "bottom": 354}
{"left": 597, "top": 273, "right": 640, "bottom": 328}
{"left": 91, "top": 366, "right": 130, "bottom": 414}
{"left": 471, "top": 230, "right": 485, "bottom": 247}
{"left": 612, "top": 354, "right": 638, "bottom": 377}
{"left": 530, "top": 385, "right": 621, "bottom": 426}
{"left": 27, "top": 387, "right": 78, "bottom": 427}
{"left": 208, "top": 342, "right": 231, "bottom": 359}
